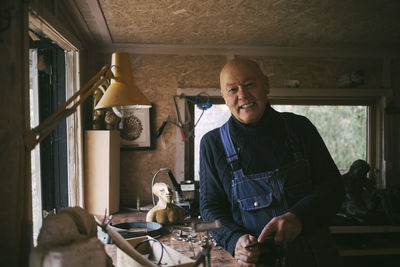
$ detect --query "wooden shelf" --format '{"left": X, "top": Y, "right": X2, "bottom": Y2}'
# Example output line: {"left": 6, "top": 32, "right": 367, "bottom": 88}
{"left": 330, "top": 225, "right": 400, "bottom": 234}
{"left": 339, "top": 248, "right": 400, "bottom": 256}
{"left": 330, "top": 225, "right": 400, "bottom": 256}
{"left": 85, "top": 130, "right": 120, "bottom": 216}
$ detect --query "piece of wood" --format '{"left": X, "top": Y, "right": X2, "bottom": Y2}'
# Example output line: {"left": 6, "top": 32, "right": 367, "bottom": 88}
{"left": 107, "top": 229, "right": 157, "bottom": 266}
{"left": 85, "top": 130, "right": 120, "bottom": 216}
{"left": 116, "top": 235, "right": 194, "bottom": 267}
{"left": 108, "top": 211, "right": 238, "bottom": 266}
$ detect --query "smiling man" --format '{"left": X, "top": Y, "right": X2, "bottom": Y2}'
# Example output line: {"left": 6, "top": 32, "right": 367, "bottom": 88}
{"left": 199, "top": 58, "right": 345, "bottom": 266}
{"left": 220, "top": 59, "right": 269, "bottom": 124}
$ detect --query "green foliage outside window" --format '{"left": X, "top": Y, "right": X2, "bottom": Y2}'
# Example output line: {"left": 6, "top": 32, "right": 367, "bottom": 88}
{"left": 273, "top": 105, "right": 368, "bottom": 171}
{"left": 195, "top": 105, "right": 368, "bottom": 180}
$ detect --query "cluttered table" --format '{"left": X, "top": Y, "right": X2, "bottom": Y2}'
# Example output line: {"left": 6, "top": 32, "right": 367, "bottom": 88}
{"left": 102, "top": 210, "right": 400, "bottom": 266}
{"left": 103, "top": 210, "right": 238, "bottom": 266}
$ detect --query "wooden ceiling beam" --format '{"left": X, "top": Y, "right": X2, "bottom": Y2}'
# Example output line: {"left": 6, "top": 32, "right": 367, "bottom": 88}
{"left": 97, "top": 43, "right": 400, "bottom": 58}
{"left": 75, "top": 0, "right": 112, "bottom": 44}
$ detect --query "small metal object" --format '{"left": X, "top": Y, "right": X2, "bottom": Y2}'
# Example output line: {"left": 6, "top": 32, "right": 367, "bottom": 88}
{"left": 245, "top": 236, "right": 275, "bottom": 249}
{"left": 254, "top": 201, "right": 259, "bottom": 207}
{"left": 192, "top": 220, "right": 221, "bottom": 232}
{"left": 108, "top": 221, "right": 162, "bottom": 241}
{"left": 136, "top": 196, "right": 140, "bottom": 211}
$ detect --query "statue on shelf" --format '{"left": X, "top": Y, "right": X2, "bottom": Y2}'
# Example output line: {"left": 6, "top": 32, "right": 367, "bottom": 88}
{"left": 92, "top": 83, "right": 121, "bottom": 130}
{"left": 92, "top": 86, "right": 106, "bottom": 130}
{"left": 340, "top": 159, "right": 374, "bottom": 222}
{"left": 336, "top": 159, "right": 400, "bottom": 225}
{"left": 104, "top": 110, "right": 120, "bottom": 130}
{"left": 146, "top": 182, "right": 184, "bottom": 225}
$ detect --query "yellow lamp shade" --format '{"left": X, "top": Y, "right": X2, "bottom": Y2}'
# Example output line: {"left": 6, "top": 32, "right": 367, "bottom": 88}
{"left": 95, "top": 52, "right": 151, "bottom": 109}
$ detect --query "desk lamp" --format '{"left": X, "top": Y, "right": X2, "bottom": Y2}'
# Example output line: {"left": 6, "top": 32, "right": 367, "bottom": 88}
{"left": 24, "top": 52, "right": 151, "bottom": 150}
{"left": 95, "top": 52, "right": 151, "bottom": 111}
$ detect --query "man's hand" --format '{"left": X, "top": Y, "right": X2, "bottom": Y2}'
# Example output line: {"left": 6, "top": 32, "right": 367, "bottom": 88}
{"left": 258, "top": 212, "right": 302, "bottom": 244}
{"left": 234, "top": 234, "right": 261, "bottom": 267}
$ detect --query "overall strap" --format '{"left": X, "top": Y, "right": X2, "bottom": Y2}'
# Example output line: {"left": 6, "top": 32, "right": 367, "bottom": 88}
{"left": 281, "top": 114, "right": 305, "bottom": 162}
{"left": 219, "top": 122, "right": 241, "bottom": 171}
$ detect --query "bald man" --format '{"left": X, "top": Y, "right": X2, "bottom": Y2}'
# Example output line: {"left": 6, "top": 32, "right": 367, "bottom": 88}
{"left": 199, "top": 59, "right": 344, "bottom": 267}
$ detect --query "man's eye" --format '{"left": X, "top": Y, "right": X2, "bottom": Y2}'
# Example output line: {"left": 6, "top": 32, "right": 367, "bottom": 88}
{"left": 245, "top": 82, "right": 255, "bottom": 88}
{"left": 228, "top": 87, "right": 238, "bottom": 93}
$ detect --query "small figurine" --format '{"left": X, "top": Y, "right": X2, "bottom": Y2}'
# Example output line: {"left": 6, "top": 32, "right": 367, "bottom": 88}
{"left": 104, "top": 110, "right": 121, "bottom": 130}
{"left": 92, "top": 88, "right": 105, "bottom": 130}
{"left": 92, "top": 83, "right": 121, "bottom": 130}
{"left": 146, "top": 182, "right": 184, "bottom": 225}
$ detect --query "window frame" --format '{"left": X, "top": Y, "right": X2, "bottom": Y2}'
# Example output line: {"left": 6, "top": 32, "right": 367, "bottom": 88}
{"left": 29, "top": 11, "right": 83, "bottom": 243}
{"left": 30, "top": 36, "right": 69, "bottom": 211}
{"left": 176, "top": 87, "right": 391, "bottom": 188}
{"left": 29, "top": 11, "right": 83, "bottom": 207}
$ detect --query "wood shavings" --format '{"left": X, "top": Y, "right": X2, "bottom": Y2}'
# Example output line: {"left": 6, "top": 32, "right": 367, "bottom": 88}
{"left": 172, "top": 9, "right": 187, "bottom": 15}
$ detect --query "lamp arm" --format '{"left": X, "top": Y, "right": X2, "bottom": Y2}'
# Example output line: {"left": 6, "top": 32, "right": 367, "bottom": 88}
{"left": 24, "top": 65, "right": 113, "bottom": 150}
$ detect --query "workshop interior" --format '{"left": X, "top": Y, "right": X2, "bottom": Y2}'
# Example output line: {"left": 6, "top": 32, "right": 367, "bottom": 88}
{"left": 2, "top": 0, "right": 400, "bottom": 266}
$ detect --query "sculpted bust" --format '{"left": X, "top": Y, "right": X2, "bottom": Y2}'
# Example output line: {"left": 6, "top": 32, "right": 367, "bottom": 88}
{"left": 146, "top": 182, "right": 185, "bottom": 225}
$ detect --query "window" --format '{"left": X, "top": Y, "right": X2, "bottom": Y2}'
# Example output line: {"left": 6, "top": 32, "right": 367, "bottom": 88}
{"left": 29, "top": 13, "right": 82, "bottom": 244}
{"left": 30, "top": 33, "right": 69, "bottom": 242}
{"left": 181, "top": 88, "right": 387, "bottom": 186}
{"left": 272, "top": 105, "right": 368, "bottom": 171}
{"left": 194, "top": 104, "right": 231, "bottom": 180}
{"left": 194, "top": 103, "right": 368, "bottom": 179}
{"left": 29, "top": 48, "right": 42, "bottom": 244}
{"left": 30, "top": 34, "right": 69, "bottom": 209}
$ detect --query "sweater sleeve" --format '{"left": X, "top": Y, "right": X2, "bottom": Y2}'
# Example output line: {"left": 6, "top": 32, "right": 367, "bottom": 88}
{"left": 199, "top": 133, "right": 247, "bottom": 255}
{"left": 288, "top": 117, "right": 345, "bottom": 232}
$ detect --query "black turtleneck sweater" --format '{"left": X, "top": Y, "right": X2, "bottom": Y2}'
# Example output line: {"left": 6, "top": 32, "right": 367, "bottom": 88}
{"left": 199, "top": 104, "right": 344, "bottom": 255}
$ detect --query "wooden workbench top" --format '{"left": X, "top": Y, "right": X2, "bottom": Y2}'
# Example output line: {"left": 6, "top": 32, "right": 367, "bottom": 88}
{"left": 104, "top": 210, "right": 237, "bottom": 266}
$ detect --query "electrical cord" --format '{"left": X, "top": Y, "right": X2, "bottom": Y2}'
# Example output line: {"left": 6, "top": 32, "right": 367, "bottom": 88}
{"left": 151, "top": 168, "right": 183, "bottom": 205}
{"left": 151, "top": 168, "right": 170, "bottom": 206}
{"left": 134, "top": 238, "right": 165, "bottom": 265}
{"left": 186, "top": 108, "right": 205, "bottom": 138}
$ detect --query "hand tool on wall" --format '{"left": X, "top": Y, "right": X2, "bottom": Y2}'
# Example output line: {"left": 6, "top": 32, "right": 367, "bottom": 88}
{"left": 173, "top": 94, "right": 191, "bottom": 141}
{"left": 155, "top": 116, "right": 169, "bottom": 138}
{"left": 155, "top": 93, "right": 212, "bottom": 141}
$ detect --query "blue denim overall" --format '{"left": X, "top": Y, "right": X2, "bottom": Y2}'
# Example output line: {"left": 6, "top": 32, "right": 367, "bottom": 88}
{"left": 219, "top": 117, "right": 317, "bottom": 266}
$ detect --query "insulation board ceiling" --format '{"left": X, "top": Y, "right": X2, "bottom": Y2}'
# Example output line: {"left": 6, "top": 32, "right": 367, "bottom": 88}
{"left": 75, "top": 0, "right": 400, "bottom": 48}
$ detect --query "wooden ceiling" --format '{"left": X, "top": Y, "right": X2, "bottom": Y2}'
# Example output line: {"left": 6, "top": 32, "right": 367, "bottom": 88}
{"left": 71, "top": 0, "right": 400, "bottom": 53}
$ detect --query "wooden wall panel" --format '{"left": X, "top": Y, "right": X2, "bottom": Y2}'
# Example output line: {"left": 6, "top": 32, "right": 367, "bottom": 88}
{"left": 386, "top": 59, "right": 400, "bottom": 185}
{"left": 95, "top": 53, "right": 394, "bottom": 207}
{"left": 0, "top": 1, "right": 30, "bottom": 266}
{"left": 247, "top": 56, "right": 383, "bottom": 88}
{"left": 115, "top": 54, "right": 226, "bottom": 207}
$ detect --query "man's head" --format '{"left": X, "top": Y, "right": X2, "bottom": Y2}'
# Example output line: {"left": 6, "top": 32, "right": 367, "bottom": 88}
{"left": 220, "top": 58, "right": 269, "bottom": 124}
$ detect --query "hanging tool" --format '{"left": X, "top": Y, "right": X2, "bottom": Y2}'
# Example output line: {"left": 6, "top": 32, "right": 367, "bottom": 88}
{"left": 155, "top": 93, "right": 212, "bottom": 141}
{"left": 173, "top": 94, "right": 190, "bottom": 141}
{"left": 155, "top": 116, "right": 170, "bottom": 138}
{"left": 155, "top": 95, "right": 191, "bottom": 141}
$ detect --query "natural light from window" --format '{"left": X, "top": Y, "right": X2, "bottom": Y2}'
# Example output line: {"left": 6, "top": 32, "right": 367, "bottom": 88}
{"left": 194, "top": 104, "right": 368, "bottom": 180}
{"left": 29, "top": 48, "right": 42, "bottom": 245}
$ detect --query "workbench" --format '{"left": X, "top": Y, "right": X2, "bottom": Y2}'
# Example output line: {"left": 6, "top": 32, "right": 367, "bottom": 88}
{"left": 103, "top": 210, "right": 400, "bottom": 266}
{"left": 103, "top": 210, "right": 237, "bottom": 266}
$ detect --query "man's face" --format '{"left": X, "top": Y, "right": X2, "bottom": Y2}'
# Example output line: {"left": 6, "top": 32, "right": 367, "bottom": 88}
{"left": 220, "top": 61, "right": 269, "bottom": 124}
